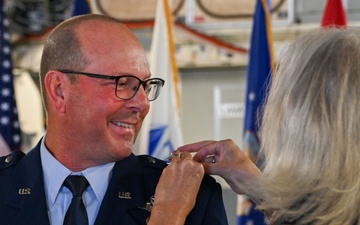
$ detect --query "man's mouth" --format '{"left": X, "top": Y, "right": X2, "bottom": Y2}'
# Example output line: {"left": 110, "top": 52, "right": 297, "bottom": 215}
{"left": 111, "top": 121, "right": 133, "bottom": 129}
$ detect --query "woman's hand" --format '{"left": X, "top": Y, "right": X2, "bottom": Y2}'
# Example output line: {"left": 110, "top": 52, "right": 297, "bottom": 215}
{"left": 178, "top": 139, "right": 261, "bottom": 197}
{"left": 148, "top": 151, "right": 204, "bottom": 225}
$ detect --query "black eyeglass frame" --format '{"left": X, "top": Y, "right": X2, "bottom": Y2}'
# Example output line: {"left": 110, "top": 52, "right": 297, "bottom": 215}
{"left": 58, "top": 69, "right": 165, "bottom": 101}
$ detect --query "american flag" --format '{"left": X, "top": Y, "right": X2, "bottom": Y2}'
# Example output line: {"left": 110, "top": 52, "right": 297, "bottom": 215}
{"left": 0, "top": 1, "right": 21, "bottom": 156}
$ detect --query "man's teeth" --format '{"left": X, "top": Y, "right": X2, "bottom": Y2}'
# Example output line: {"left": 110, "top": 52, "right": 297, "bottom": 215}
{"left": 112, "top": 121, "right": 132, "bottom": 128}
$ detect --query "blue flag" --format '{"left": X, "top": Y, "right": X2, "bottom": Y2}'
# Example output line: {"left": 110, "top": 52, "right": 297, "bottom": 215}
{"left": 237, "top": 0, "right": 274, "bottom": 224}
{"left": 0, "top": 1, "right": 22, "bottom": 155}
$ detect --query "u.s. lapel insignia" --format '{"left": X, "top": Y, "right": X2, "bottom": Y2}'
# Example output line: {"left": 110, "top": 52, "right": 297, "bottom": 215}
{"left": 118, "top": 191, "right": 132, "bottom": 199}
{"left": 18, "top": 188, "right": 31, "bottom": 195}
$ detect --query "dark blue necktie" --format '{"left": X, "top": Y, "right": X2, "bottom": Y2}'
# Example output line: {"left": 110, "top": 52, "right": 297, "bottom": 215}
{"left": 63, "top": 175, "right": 89, "bottom": 225}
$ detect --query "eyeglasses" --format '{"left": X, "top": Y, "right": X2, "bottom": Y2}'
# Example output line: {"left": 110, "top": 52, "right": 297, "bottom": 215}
{"left": 58, "top": 70, "right": 165, "bottom": 101}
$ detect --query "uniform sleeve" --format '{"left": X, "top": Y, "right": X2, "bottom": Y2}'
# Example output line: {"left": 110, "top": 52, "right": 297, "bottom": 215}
{"left": 185, "top": 175, "right": 229, "bottom": 225}
{"left": 137, "top": 155, "right": 229, "bottom": 225}
{"left": 201, "top": 181, "right": 229, "bottom": 225}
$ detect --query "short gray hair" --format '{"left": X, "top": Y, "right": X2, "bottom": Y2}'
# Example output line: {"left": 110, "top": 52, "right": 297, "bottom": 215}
{"left": 39, "top": 14, "right": 125, "bottom": 108}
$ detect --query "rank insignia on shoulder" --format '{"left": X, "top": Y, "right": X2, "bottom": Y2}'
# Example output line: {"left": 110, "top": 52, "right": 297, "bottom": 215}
{"left": 0, "top": 150, "right": 25, "bottom": 169}
{"left": 139, "top": 195, "right": 155, "bottom": 212}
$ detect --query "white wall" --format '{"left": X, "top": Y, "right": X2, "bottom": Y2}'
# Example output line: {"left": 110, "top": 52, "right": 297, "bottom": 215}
{"left": 180, "top": 66, "right": 247, "bottom": 225}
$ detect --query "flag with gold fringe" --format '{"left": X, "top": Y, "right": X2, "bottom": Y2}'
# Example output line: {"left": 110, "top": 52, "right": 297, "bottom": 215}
{"left": 238, "top": 0, "right": 274, "bottom": 224}
{"left": 139, "top": 0, "right": 183, "bottom": 160}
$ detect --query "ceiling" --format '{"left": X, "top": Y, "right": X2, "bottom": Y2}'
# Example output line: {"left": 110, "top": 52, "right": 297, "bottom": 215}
{"left": 7, "top": 0, "right": 360, "bottom": 69}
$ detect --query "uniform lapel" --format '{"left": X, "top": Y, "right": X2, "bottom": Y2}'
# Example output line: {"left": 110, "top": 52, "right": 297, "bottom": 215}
{"left": 3, "top": 143, "right": 50, "bottom": 225}
{"left": 94, "top": 154, "right": 150, "bottom": 225}
{"left": 2, "top": 144, "right": 156, "bottom": 225}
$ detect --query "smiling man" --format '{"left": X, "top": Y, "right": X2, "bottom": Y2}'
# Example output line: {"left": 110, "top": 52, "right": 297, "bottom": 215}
{"left": 0, "top": 14, "right": 228, "bottom": 225}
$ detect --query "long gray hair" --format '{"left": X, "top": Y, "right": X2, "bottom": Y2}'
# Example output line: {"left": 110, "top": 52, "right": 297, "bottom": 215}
{"left": 258, "top": 28, "right": 360, "bottom": 224}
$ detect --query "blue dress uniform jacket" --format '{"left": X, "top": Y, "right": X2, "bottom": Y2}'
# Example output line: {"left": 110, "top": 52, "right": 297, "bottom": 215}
{"left": 0, "top": 141, "right": 228, "bottom": 225}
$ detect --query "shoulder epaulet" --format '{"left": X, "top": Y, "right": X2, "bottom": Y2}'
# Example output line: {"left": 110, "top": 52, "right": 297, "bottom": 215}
{"left": 0, "top": 150, "right": 25, "bottom": 170}
{"left": 136, "top": 154, "right": 217, "bottom": 186}
{"left": 136, "top": 155, "right": 167, "bottom": 170}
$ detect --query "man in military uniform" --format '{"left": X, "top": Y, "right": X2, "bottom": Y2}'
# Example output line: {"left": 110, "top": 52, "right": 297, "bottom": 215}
{"left": 0, "top": 14, "right": 228, "bottom": 225}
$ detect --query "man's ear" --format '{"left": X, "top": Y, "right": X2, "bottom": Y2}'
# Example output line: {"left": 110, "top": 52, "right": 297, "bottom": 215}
{"left": 44, "top": 71, "right": 66, "bottom": 113}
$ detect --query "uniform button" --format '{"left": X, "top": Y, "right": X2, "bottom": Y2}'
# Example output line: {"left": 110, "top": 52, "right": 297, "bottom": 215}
{"left": 147, "top": 157, "right": 156, "bottom": 164}
{"left": 5, "top": 155, "right": 13, "bottom": 163}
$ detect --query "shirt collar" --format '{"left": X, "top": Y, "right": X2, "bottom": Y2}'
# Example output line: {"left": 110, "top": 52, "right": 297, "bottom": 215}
{"left": 81, "top": 162, "right": 114, "bottom": 203}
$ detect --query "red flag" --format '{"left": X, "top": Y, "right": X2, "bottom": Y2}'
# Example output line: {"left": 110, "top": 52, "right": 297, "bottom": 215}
{"left": 321, "top": 0, "right": 347, "bottom": 28}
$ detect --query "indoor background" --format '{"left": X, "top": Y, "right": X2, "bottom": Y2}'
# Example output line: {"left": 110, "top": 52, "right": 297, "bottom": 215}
{"left": 5, "top": 0, "right": 360, "bottom": 224}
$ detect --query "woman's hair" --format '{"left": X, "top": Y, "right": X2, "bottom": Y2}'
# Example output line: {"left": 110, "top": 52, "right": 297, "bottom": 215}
{"left": 258, "top": 28, "right": 360, "bottom": 224}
